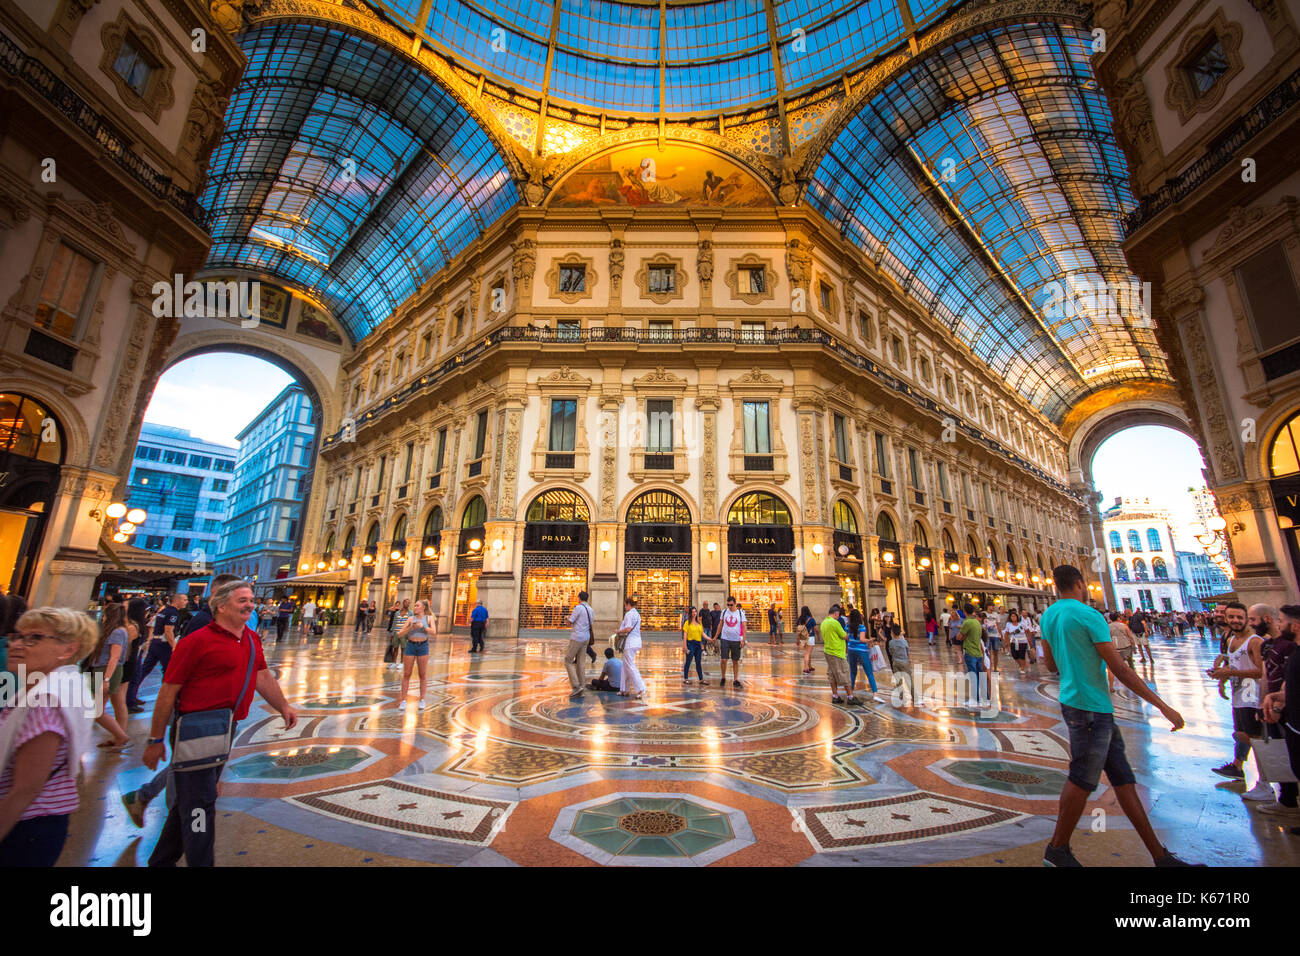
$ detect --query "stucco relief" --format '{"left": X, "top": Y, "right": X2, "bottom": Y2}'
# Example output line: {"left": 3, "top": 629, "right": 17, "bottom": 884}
{"left": 498, "top": 408, "right": 522, "bottom": 520}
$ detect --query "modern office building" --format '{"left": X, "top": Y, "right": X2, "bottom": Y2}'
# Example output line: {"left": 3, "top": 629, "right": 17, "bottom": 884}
{"left": 1188, "top": 486, "right": 1221, "bottom": 531}
{"left": 1103, "top": 497, "right": 1191, "bottom": 613}
{"left": 215, "top": 384, "right": 316, "bottom": 584}
{"left": 1178, "top": 549, "right": 1235, "bottom": 608}
{"left": 124, "top": 423, "right": 236, "bottom": 570}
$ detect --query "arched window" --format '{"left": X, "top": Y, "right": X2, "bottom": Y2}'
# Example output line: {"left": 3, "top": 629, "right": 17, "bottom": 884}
{"left": 424, "top": 506, "right": 444, "bottom": 539}
{"left": 987, "top": 539, "right": 999, "bottom": 564}
{"left": 1152, "top": 557, "right": 1168, "bottom": 580}
{"left": 0, "top": 393, "right": 64, "bottom": 463}
{"left": 728, "top": 492, "right": 792, "bottom": 525}
{"left": 627, "top": 490, "right": 690, "bottom": 524}
{"left": 324, "top": 531, "right": 335, "bottom": 553}
{"left": 1269, "top": 409, "right": 1300, "bottom": 477}
{"left": 1146, "top": 527, "right": 1162, "bottom": 552}
{"left": 1128, "top": 529, "right": 1142, "bottom": 552}
{"left": 343, "top": 527, "right": 356, "bottom": 553}
{"left": 1005, "top": 545, "right": 1017, "bottom": 570}
{"left": 1132, "top": 557, "right": 1148, "bottom": 581}
{"left": 941, "top": 528, "right": 956, "bottom": 553}
{"left": 364, "top": 522, "right": 380, "bottom": 547}
{"left": 912, "top": 521, "right": 928, "bottom": 547}
{"left": 391, "top": 513, "right": 407, "bottom": 544}
{"left": 1109, "top": 530, "right": 1122, "bottom": 553}
{"left": 966, "top": 535, "right": 980, "bottom": 557}
{"left": 832, "top": 501, "right": 858, "bottom": 533}
{"left": 525, "top": 489, "right": 590, "bottom": 522}
{"left": 461, "top": 495, "right": 487, "bottom": 528}
{"left": 1114, "top": 558, "right": 1129, "bottom": 582}
{"left": 875, "top": 511, "right": 897, "bottom": 541}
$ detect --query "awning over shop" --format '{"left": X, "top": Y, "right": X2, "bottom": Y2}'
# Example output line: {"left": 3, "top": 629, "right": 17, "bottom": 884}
{"left": 97, "top": 539, "right": 194, "bottom": 579}
{"left": 941, "top": 573, "right": 1050, "bottom": 597}
{"left": 255, "top": 569, "right": 349, "bottom": 589}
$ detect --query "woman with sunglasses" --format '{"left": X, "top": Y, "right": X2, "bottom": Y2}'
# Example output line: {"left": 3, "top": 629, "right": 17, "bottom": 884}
{"left": 0, "top": 607, "right": 96, "bottom": 865}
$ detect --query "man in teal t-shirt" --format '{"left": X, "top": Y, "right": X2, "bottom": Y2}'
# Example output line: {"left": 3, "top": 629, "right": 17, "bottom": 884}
{"left": 1039, "top": 565, "right": 1195, "bottom": 869}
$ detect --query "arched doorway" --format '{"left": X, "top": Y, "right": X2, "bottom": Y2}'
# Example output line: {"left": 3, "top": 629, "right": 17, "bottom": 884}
{"left": 726, "top": 491, "right": 796, "bottom": 628}
{"left": 625, "top": 490, "right": 692, "bottom": 635}
{"left": 453, "top": 495, "right": 487, "bottom": 628}
{"left": 0, "top": 393, "right": 64, "bottom": 597}
{"left": 832, "top": 499, "right": 864, "bottom": 609}
{"left": 416, "top": 505, "right": 444, "bottom": 607}
{"left": 519, "top": 488, "right": 590, "bottom": 635}
{"left": 359, "top": 521, "right": 381, "bottom": 603}
{"left": 385, "top": 512, "right": 408, "bottom": 608}
{"left": 876, "top": 510, "right": 903, "bottom": 624}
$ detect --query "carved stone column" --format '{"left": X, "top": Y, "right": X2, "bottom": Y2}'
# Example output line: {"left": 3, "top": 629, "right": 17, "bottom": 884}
{"left": 30, "top": 465, "right": 120, "bottom": 607}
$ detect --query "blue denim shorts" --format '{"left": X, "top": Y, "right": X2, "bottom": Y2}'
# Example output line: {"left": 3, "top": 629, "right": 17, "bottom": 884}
{"left": 404, "top": 640, "right": 429, "bottom": 657}
{"left": 1061, "top": 703, "right": 1136, "bottom": 792}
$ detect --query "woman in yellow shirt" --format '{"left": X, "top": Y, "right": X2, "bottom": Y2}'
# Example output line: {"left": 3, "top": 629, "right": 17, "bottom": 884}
{"left": 682, "top": 606, "right": 707, "bottom": 685}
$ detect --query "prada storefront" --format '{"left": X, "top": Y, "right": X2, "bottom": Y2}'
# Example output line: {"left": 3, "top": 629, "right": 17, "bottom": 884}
{"left": 453, "top": 495, "right": 487, "bottom": 627}
{"left": 726, "top": 492, "right": 797, "bottom": 628}
{"left": 624, "top": 490, "right": 693, "bottom": 634}
{"left": 518, "top": 490, "right": 589, "bottom": 633}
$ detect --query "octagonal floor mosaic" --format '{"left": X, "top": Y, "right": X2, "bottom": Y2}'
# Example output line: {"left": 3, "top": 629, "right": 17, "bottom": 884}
{"left": 59, "top": 628, "right": 1300, "bottom": 866}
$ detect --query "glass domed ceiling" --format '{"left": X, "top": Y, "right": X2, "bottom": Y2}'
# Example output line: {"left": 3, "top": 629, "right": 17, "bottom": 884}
{"left": 375, "top": 0, "right": 961, "bottom": 113}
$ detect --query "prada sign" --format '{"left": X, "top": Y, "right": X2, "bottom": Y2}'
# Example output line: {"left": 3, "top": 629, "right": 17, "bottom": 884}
{"left": 627, "top": 524, "right": 691, "bottom": 553}
{"left": 728, "top": 525, "right": 794, "bottom": 554}
{"left": 524, "top": 522, "right": 590, "bottom": 552}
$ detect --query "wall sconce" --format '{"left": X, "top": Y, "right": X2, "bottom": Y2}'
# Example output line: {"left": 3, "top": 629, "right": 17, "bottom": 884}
{"left": 300, "top": 563, "right": 311, "bottom": 572}
{"left": 996, "top": 569, "right": 1007, "bottom": 579}
{"left": 127, "top": 508, "right": 146, "bottom": 524}
{"left": 390, "top": 549, "right": 403, "bottom": 561}
{"left": 600, "top": 540, "right": 611, "bottom": 554}
{"left": 1015, "top": 571, "right": 1024, "bottom": 581}
{"left": 949, "top": 562, "right": 960, "bottom": 572}
{"left": 705, "top": 541, "right": 717, "bottom": 554}
{"left": 93, "top": 500, "right": 147, "bottom": 542}
{"left": 468, "top": 538, "right": 482, "bottom": 552}
{"left": 338, "top": 558, "right": 349, "bottom": 567}
{"left": 105, "top": 503, "right": 126, "bottom": 519}
{"left": 837, "top": 543, "right": 850, "bottom": 556}
{"left": 974, "top": 566, "right": 985, "bottom": 576}
{"left": 1031, "top": 574, "right": 1041, "bottom": 583}
{"left": 317, "top": 561, "right": 328, "bottom": 570}
{"left": 492, "top": 538, "right": 504, "bottom": 552}
{"left": 423, "top": 546, "right": 436, "bottom": 558}
{"left": 881, "top": 550, "right": 895, "bottom": 564}
{"left": 812, "top": 542, "right": 824, "bottom": 556}
{"left": 919, "top": 556, "right": 931, "bottom": 569}
{"left": 362, "top": 554, "right": 373, "bottom": 564}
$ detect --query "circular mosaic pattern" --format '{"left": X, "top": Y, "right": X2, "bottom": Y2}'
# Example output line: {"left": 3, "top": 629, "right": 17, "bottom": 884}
{"left": 295, "top": 695, "right": 388, "bottom": 710}
{"left": 944, "top": 759, "right": 1067, "bottom": 797}
{"left": 618, "top": 810, "right": 685, "bottom": 835}
{"left": 571, "top": 797, "right": 734, "bottom": 858}
{"left": 226, "top": 746, "right": 373, "bottom": 781}
{"left": 461, "top": 672, "right": 526, "bottom": 683}
{"left": 485, "top": 686, "right": 834, "bottom": 746}
{"left": 985, "top": 769, "right": 1043, "bottom": 785}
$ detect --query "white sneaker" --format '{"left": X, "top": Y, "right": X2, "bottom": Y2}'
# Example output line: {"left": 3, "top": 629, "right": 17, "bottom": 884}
{"left": 872, "top": 695, "right": 884, "bottom": 704}
{"left": 417, "top": 699, "right": 426, "bottom": 711}
{"left": 1256, "top": 801, "right": 1300, "bottom": 817}
{"left": 1243, "top": 781, "right": 1276, "bottom": 801}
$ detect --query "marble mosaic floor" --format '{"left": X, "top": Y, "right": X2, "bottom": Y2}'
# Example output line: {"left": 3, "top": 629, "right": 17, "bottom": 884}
{"left": 61, "top": 629, "right": 1300, "bottom": 866}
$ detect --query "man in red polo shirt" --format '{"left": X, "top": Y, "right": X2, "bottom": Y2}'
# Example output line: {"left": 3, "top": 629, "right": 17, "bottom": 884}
{"left": 143, "top": 579, "right": 296, "bottom": 867}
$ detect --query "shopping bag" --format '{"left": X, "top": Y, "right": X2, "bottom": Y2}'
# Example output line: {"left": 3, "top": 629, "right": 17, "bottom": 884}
{"left": 869, "top": 645, "right": 888, "bottom": 672}
{"left": 1036, "top": 644, "right": 1045, "bottom": 659}
{"left": 1251, "top": 734, "right": 1298, "bottom": 783}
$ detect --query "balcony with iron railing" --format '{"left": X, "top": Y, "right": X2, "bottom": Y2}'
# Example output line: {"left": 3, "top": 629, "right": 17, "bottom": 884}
{"left": 0, "top": 29, "right": 205, "bottom": 224}
{"left": 322, "top": 324, "right": 1072, "bottom": 496}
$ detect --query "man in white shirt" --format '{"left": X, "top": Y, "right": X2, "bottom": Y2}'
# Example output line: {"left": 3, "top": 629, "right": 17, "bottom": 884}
{"left": 717, "top": 595, "right": 747, "bottom": 690}
{"left": 300, "top": 599, "right": 317, "bottom": 635}
{"left": 617, "top": 596, "right": 646, "bottom": 697}
{"left": 564, "top": 590, "right": 595, "bottom": 700}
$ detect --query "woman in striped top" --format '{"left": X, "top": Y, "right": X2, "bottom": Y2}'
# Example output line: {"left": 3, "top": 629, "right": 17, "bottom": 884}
{"left": 0, "top": 607, "right": 95, "bottom": 866}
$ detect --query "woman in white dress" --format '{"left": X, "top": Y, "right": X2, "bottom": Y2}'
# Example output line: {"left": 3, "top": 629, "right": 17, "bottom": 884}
{"left": 617, "top": 596, "right": 645, "bottom": 699}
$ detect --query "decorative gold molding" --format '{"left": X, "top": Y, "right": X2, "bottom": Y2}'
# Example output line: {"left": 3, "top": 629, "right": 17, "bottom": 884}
{"left": 544, "top": 254, "right": 598, "bottom": 304}
{"left": 633, "top": 254, "right": 688, "bottom": 305}
{"left": 99, "top": 11, "right": 176, "bottom": 123}
{"left": 723, "top": 254, "right": 778, "bottom": 306}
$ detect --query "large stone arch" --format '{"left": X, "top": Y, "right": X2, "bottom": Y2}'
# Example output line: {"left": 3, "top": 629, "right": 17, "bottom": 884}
{"left": 1065, "top": 398, "right": 1198, "bottom": 489}
{"left": 618, "top": 484, "right": 700, "bottom": 526}
{"left": 0, "top": 377, "right": 93, "bottom": 471}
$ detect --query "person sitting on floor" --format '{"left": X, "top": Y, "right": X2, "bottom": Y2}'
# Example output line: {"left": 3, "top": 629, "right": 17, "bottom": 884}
{"left": 588, "top": 647, "right": 623, "bottom": 692}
